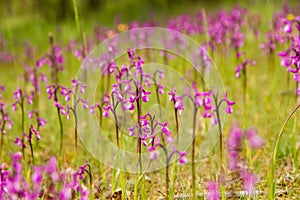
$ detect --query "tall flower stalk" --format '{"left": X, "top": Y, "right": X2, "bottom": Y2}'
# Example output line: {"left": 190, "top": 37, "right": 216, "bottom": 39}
{"left": 184, "top": 83, "right": 211, "bottom": 199}
{"left": 169, "top": 82, "right": 235, "bottom": 199}
{"left": 67, "top": 79, "right": 88, "bottom": 152}
{"left": 46, "top": 84, "right": 64, "bottom": 154}
{"left": 37, "top": 33, "right": 64, "bottom": 154}
{"left": 129, "top": 112, "right": 187, "bottom": 199}
{"left": 12, "top": 87, "right": 33, "bottom": 157}
{"left": 235, "top": 59, "right": 256, "bottom": 105}
{"left": 48, "top": 79, "right": 88, "bottom": 153}
{"left": 27, "top": 125, "right": 41, "bottom": 165}
{"left": 212, "top": 92, "right": 235, "bottom": 170}
{"left": 0, "top": 86, "right": 13, "bottom": 158}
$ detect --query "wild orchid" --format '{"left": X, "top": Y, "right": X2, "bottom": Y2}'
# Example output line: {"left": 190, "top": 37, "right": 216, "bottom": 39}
{"left": 47, "top": 79, "right": 88, "bottom": 153}
{"left": 89, "top": 92, "right": 110, "bottom": 129}
{"left": 260, "top": 7, "right": 290, "bottom": 71}
{"left": 23, "top": 63, "right": 48, "bottom": 105}
{"left": 1, "top": 2, "right": 300, "bottom": 199}
{"left": 28, "top": 109, "right": 47, "bottom": 131}
{"left": 235, "top": 58, "right": 256, "bottom": 104}
{"left": 270, "top": 17, "right": 300, "bottom": 196}
{"left": 36, "top": 33, "right": 64, "bottom": 84}
{"left": 191, "top": 45, "right": 212, "bottom": 89}
{"left": 26, "top": 125, "right": 41, "bottom": 164}
{"left": 206, "top": 124, "right": 263, "bottom": 198}
{"left": 99, "top": 49, "right": 156, "bottom": 199}
{"left": 206, "top": 181, "right": 219, "bottom": 200}
{"left": 12, "top": 87, "right": 34, "bottom": 156}
{"left": 128, "top": 112, "right": 187, "bottom": 198}
{"left": 172, "top": 82, "right": 234, "bottom": 199}
{"left": 0, "top": 86, "right": 13, "bottom": 156}
{"left": 278, "top": 16, "right": 300, "bottom": 99}
{"left": 23, "top": 40, "right": 37, "bottom": 62}
{"left": 227, "top": 124, "right": 263, "bottom": 195}
{"left": 102, "top": 49, "right": 153, "bottom": 150}
{"left": 46, "top": 84, "right": 65, "bottom": 154}
{"left": 14, "top": 124, "right": 41, "bottom": 165}
{"left": 0, "top": 154, "right": 91, "bottom": 199}
{"left": 211, "top": 91, "right": 235, "bottom": 171}
{"left": 0, "top": 34, "right": 13, "bottom": 64}
{"left": 168, "top": 87, "right": 183, "bottom": 142}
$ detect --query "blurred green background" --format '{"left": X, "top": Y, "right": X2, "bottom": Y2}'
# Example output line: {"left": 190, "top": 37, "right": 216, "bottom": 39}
{"left": 0, "top": 0, "right": 299, "bottom": 49}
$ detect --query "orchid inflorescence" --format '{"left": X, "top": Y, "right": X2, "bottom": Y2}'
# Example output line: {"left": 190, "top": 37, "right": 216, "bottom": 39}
{"left": 0, "top": 86, "right": 13, "bottom": 156}
{"left": 14, "top": 125, "right": 41, "bottom": 147}
{"left": 170, "top": 82, "right": 235, "bottom": 123}
{"left": 277, "top": 16, "right": 300, "bottom": 98}
{"left": 227, "top": 124, "right": 264, "bottom": 193}
{"left": 0, "top": 34, "right": 14, "bottom": 63}
{"left": 46, "top": 79, "right": 88, "bottom": 120}
{"left": 0, "top": 86, "right": 13, "bottom": 136}
{"left": 23, "top": 62, "right": 48, "bottom": 94}
{"left": 128, "top": 112, "right": 187, "bottom": 164}
{"left": 206, "top": 124, "right": 264, "bottom": 199}
{"left": 36, "top": 44, "right": 64, "bottom": 72}
{"left": 12, "top": 87, "right": 34, "bottom": 111}
{"left": 28, "top": 110, "right": 47, "bottom": 129}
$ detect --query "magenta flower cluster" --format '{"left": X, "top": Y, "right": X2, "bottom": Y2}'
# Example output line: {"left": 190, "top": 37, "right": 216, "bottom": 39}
{"left": 46, "top": 79, "right": 88, "bottom": 119}
{"left": 0, "top": 34, "right": 14, "bottom": 63}
{"left": 227, "top": 124, "right": 264, "bottom": 192}
{"left": 0, "top": 86, "right": 13, "bottom": 135}
{"left": 36, "top": 44, "right": 64, "bottom": 71}
{"left": 0, "top": 153, "right": 90, "bottom": 199}
{"left": 128, "top": 112, "right": 187, "bottom": 164}
{"left": 235, "top": 59, "right": 256, "bottom": 78}
{"left": 173, "top": 82, "right": 235, "bottom": 124}
{"left": 260, "top": 4, "right": 292, "bottom": 56}
{"left": 101, "top": 49, "right": 163, "bottom": 118}
{"left": 12, "top": 87, "right": 34, "bottom": 111}
{"left": 277, "top": 16, "right": 300, "bottom": 96}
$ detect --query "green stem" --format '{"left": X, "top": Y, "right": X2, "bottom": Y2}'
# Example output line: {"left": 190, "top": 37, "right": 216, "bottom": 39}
{"left": 113, "top": 112, "right": 119, "bottom": 147}
{"left": 29, "top": 137, "right": 34, "bottom": 165}
{"left": 54, "top": 90, "right": 64, "bottom": 155}
{"left": 269, "top": 104, "right": 300, "bottom": 199}
{"left": 155, "top": 83, "right": 163, "bottom": 120}
{"left": 192, "top": 108, "right": 198, "bottom": 200}
{"left": 20, "top": 101, "right": 25, "bottom": 158}
{"left": 84, "top": 164, "right": 94, "bottom": 200}
{"left": 174, "top": 106, "right": 179, "bottom": 144}
{"left": 243, "top": 66, "right": 247, "bottom": 106}
{"left": 0, "top": 110, "right": 6, "bottom": 160}
{"left": 70, "top": 106, "right": 78, "bottom": 154}
{"left": 136, "top": 89, "right": 142, "bottom": 172}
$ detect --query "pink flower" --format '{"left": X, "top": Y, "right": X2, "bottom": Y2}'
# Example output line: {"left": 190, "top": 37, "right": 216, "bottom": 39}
{"left": 206, "top": 181, "right": 220, "bottom": 200}
{"left": 141, "top": 90, "right": 151, "bottom": 102}
{"left": 59, "top": 187, "right": 72, "bottom": 200}
{"left": 227, "top": 125, "right": 243, "bottom": 149}
{"left": 14, "top": 137, "right": 25, "bottom": 147}
{"left": 245, "top": 128, "right": 264, "bottom": 149}
{"left": 178, "top": 151, "right": 187, "bottom": 164}
{"left": 294, "top": 74, "right": 300, "bottom": 82}
{"left": 45, "top": 157, "right": 59, "bottom": 183}
{"left": 240, "top": 169, "right": 258, "bottom": 193}
{"left": 103, "top": 105, "right": 111, "bottom": 117}
{"left": 158, "top": 84, "right": 164, "bottom": 94}
{"left": 228, "top": 151, "right": 238, "bottom": 170}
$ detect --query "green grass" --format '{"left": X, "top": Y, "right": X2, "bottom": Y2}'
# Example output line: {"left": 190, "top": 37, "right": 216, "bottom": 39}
{"left": 1, "top": 0, "right": 300, "bottom": 199}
